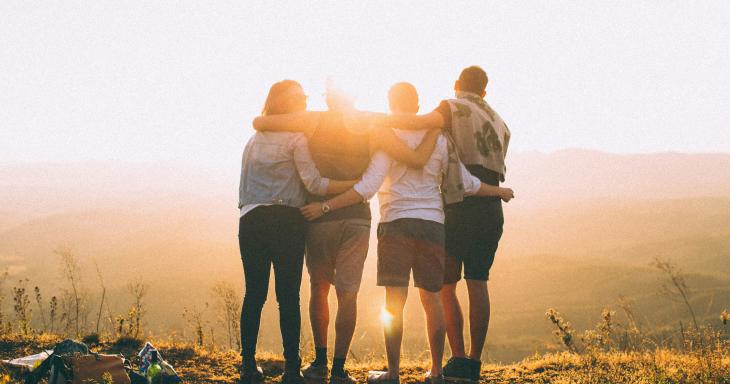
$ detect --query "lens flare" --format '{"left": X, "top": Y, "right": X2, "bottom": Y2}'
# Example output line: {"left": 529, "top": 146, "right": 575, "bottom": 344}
{"left": 380, "top": 307, "right": 393, "bottom": 327}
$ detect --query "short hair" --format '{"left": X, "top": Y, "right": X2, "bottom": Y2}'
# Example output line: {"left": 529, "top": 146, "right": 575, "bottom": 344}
{"left": 458, "top": 66, "right": 488, "bottom": 94}
{"left": 262, "top": 79, "right": 302, "bottom": 116}
{"left": 388, "top": 82, "right": 419, "bottom": 113}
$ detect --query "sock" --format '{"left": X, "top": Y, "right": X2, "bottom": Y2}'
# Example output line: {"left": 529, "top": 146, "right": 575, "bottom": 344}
{"left": 313, "top": 347, "right": 328, "bottom": 366}
{"left": 331, "top": 357, "right": 346, "bottom": 376}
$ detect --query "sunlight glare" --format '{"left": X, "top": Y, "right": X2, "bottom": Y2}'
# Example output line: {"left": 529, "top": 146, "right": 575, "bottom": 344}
{"left": 380, "top": 307, "right": 393, "bottom": 327}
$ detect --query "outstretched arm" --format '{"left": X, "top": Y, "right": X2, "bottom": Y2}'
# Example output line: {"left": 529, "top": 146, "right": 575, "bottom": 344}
{"left": 300, "top": 189, "right": 365, "bottom": 221}
{"left": 258, "top": 110, "right": 441, "bottom": 168}
{"left": 253, "top": 111, "right": 321, "bottom": 137}
{"left": 326, "top": 179, "right": 358, "bottom": 195}
{"left": 459, "top": 161, "right": 515, "bottom": 202}
{"left": 301, "top": 152, "right": 390, "bottom": 220}
{"left": 475, "top": 183, "right": 514, "bottom": 201}
{"left": 370, "top": 127, "right": 440, "bottom": 168}
{"left": 339, "top": 110, "right": 444, "bottom": 132}
{"left": 382, "top": 110, "right": 445, "bottom": 131}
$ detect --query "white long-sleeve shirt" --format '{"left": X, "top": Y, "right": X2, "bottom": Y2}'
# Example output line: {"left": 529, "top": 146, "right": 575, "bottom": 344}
{"left": 353, "top": 130, "right": 482, "bottom": 224}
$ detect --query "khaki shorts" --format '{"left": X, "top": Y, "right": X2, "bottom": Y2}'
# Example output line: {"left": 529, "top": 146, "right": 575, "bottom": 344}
{"left": 305, "top": 218, "right": 371, "bottom": 293}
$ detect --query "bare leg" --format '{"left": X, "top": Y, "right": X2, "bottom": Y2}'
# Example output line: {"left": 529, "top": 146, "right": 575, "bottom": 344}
{"left": 465, "top": 279, "right": 490, "bottom": 360}
{"left": 383, "top": 286, "right": 408, "bottom": 380}
{"left": 309, "top": 281, "right": 331, "bottom": 349}
{"left": 440, "top": 282, "right": 466, "bottom": 358}
{"left": 333, "top": 289, "right": 358, "bottom": 359}
{"left": 419, "top": 289, "right": 446, "bottom": 376}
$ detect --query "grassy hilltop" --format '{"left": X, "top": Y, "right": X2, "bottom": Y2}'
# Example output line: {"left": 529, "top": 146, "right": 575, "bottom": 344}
{"left": 1, "top": 332, "right": 728, "bottom": 384}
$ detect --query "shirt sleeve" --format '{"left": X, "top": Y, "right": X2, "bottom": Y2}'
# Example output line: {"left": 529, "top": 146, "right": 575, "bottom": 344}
{"left": 353, "top": 151, "right": 390, "bottom": 200}
{"left": 433, "top": 100, "right": 453, "bottom": 133}
{"left": 291, "top": 133, "right": 330, "bottom": 195}
{"left": 460, "top": 161, "right": 483, "bottom": 196}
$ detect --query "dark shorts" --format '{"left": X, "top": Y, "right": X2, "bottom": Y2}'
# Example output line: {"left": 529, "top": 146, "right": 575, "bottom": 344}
{"left": 444, "top": 196, "right": 504, "bottom": 284}
{"left": 376, "top": 218, "right": 445, "bottom": 293}
{"left": 305, "top": 218, "right": 371, "bottom": 293}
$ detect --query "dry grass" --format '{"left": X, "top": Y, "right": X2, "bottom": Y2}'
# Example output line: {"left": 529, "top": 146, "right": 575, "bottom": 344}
{"left": 1, "top": 335, "right": 728, "bottom": 383}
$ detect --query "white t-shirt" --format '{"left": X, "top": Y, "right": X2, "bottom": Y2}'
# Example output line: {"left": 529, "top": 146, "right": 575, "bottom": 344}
{"left": 353, "top": 130, "right": 481, "bottom": 224}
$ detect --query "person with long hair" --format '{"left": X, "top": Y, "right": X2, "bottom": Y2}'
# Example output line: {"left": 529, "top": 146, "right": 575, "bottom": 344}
{"left": 237, "top": 80, "right": 357, "bottom": 384}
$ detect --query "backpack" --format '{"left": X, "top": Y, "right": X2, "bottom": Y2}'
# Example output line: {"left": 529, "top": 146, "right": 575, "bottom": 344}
{"left": 48, "top": 352, "right": 131, "bottom": 384}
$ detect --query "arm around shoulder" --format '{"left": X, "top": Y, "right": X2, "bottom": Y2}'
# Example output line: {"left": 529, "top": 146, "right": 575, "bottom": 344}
{"left": 300, "top": 152, "right": 389, "bottom": 221}
{"left": 383, "top": 111, "right": 444, "bottom": 131}
{"left": 371, "top": 127, "right": 440, "bottom": 168}
{"left": 252, "top": 111, "right": 320, "bottom": 136}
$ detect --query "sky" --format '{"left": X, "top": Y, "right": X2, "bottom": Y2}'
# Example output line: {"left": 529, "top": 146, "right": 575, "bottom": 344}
{"left": 1, "top": 1, "right": 729, "bottom": 168}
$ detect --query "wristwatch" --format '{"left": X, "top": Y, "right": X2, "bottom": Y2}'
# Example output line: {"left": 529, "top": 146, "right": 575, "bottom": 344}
{"left": 321, "top": 202, "right": 331, "bottom": 214}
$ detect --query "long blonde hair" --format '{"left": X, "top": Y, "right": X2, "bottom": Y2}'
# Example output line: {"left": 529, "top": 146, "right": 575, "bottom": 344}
{"left": 261, "top": 80, "right": 303, "bottom": 116}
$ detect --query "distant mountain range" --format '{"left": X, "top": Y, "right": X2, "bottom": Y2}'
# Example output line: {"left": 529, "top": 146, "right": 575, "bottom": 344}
{"left": 1, "top": 150, "right": 728, "bottom": 362}
{"left": 507, "top": 149, "right": 730, "bottom": 207}
{"left": 2, "top": 149, "right": 727, "bottom": 278}
{"left": 2, "top": 150, "right": 728, "bottom": 217}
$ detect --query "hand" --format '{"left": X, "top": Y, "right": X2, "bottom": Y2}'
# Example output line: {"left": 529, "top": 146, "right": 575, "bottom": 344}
{"left": 499, "top": 187, "right": 515, "bottom": 202}
{"left": 300, "top": 203, "right": 324, "bottom": 221}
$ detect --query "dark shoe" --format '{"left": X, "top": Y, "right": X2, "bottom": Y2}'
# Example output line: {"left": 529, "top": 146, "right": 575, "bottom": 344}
{"left": 303, "top": 362, "right": 329, "bottom": 381}
{"left": 240, "top": 365, "right": 264, "bottom": 384}
{"left": 442, "top": 357, "right": 473, "bottom": 383}
{"left": 367, "top": 371, "right": 399, "bottom": 384}
{"left": 283, "top": 359, "right": 305, "bottom": 384}
{"left": 330, "top": 369, "right": 356, "bottom": 384}
{"left": 283, "top": 370, "right": 306, "bottom": 384}
{"left": 468, "top": 359, "right": 481, "bottom": 383}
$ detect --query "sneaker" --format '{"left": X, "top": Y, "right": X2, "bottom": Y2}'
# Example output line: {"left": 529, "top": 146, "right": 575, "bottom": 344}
{"left": 367, "top": 370, "right": 400, "bottom": 384}
{"left": 302, "top": 363, "right": 329, "bottom": 380}
{"left": 283, "top": 370, "right": 306, "bottom": 384}
{"left": 442, "top": 357, "right": 473, "bottom": 383}
{"left": 239, "top": 365, "right": 264, "bottom": 384}
{"left": 468, "top": 359, "right": 481, "bottom": 383}
{"left": 330, "top": 369, "right": 356, "bottom": 384}
{"left": 423, "top": 372, "right": 445, "bottom": 384}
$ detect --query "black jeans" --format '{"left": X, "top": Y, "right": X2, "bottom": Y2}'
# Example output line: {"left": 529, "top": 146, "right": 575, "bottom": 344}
{"left": 239, "top": 205, "right": 307, "bottom": 363}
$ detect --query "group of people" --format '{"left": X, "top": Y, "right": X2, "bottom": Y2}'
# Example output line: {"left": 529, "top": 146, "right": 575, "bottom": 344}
{"left": 237, "top": 66, "right": 514, "bottom": 384}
